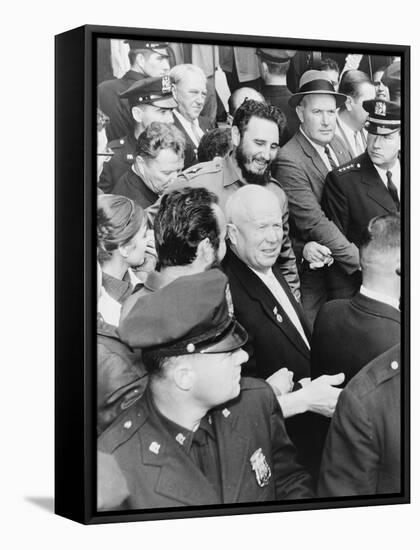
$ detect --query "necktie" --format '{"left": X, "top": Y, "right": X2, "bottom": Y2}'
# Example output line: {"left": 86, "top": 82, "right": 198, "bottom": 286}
{"left": 324, "top": 145, "right": 338, "bottom": 170}
{"left": 191, "top": 122, "right": 202, "bottom": 144}
{"left": 386, "top": 170, "right": 400, "bottom": 210}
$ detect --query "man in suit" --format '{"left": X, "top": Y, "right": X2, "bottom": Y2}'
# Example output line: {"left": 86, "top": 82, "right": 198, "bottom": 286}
{"left": 273, "top": 70, "right": 358, "bottom": 327}
{"left": 98, "top": 40, "right": 171, "bottom": 141}
{"left": 318, "top": 344, "right": 401, "bottom": 497}
{"left": 322, "top": 99, "right": 401, "bottom": 297}
{"left": 312, "top": 213, "right": 400, "bottom": 385}
{"left": 98, "top": 269, "right": 313, "bottom": 510}
{"left": 223, "top": 185, "right": 345, "bottom": 478}
{"left": 335, "top": 70, "right": 376, "bottom": 158}
{"left": 98, "top": 77, "right": 177, "bottom": 193}
{"left": 170, "top": 64, "right": 213, "bottom": 169}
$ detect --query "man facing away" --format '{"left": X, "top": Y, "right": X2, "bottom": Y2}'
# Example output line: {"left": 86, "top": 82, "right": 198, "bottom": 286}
{"left": 98, "top": 269, "right": 313, "bottom": 510}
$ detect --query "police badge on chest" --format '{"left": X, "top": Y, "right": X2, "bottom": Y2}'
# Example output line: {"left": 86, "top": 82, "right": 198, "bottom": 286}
{"left": 250, "top": 448, "right": 272, "bottom": 487}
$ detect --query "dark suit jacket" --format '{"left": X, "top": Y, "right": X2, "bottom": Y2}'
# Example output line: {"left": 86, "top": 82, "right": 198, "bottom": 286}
{"left": 318, "top": 344, "right": 401, "bottom": 497}
{"left": 113, "top": 168, "right": 158, "bottom": 209}
{"left": 98, "top": 377, "right": 313, "bottom": 509}
{"left": 173, "top": 112, "right": 212, "bottom": 169}
{"left": 273, "top": 130, "right": 358, "bottom": 273}
{"left": 312, "top": 292, "right": 401, "bottom": 386}
{"left": 222, "top": 247, "right": 311, "bottom": 381}
{"left": 98, "top": 134, "right": 137, "bottom": 194}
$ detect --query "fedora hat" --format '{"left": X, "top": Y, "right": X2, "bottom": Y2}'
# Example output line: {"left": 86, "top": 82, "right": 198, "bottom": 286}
{"left": 289, "top": 70, "right": 348, "bottom": 109}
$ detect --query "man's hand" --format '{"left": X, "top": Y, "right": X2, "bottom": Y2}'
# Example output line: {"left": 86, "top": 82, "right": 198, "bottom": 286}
{"left": 266, "top": 368, "right": 294, "bottom": 396}
{"left": 300, "top": 373, "right": 345, "bottom": 417}
{"left": 303, "top": 241, "right": 334, "bottom": 270}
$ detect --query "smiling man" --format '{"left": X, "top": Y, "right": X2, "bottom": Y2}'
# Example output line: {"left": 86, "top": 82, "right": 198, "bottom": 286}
{"left": 170, "top": 64, "right": 213, "bottom": 168}
{"left": 163, "top": 99, "right": 301, "bottom": 299}
{"left": 98, "top": 269, "right": 313, "bottom": 510}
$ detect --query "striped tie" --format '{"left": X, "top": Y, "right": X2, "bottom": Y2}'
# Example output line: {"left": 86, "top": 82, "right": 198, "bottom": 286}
{"left": 324, "top": 145, "right": 338, "bottom": 170}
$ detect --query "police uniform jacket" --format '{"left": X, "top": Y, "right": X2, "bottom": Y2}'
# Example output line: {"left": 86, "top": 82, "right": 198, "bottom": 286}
{"left": 98, "top": 134, "right": 137, "bottom": 194}
{"left": 311, "top": 292, "right": 400, "bottom": 386}
{"left": 272, "top": 130, "right": 357, "bottom": 273}
{"left": 165, "top": 153, "right": 301, "bottom": 299}
{"left": 98, "top": 70, "right": 144, "bottom": 141}
{"left": 97, "top": 316, "right": 148, "bottom": 435}
{"left": 113, "top": 167, "right": 158, "bottom": 209}
{"left": 98, "top": 377, "right": 314, "bottom": 509}
{"left": 322, "top": 152, "right": 400, "bottom": 294}
{"left": 318, "top": 344, "right": 401, "bottom": 497}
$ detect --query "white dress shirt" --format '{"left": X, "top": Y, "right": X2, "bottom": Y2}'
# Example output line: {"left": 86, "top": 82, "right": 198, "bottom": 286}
{"left": 173, "top": 110, "right": 204, "bottom": 147}
{"left": 300, "top": 127, "right": 339, "bottom": 171}
{"left": 360, "top": 285, "right": 400, "bottom": 311}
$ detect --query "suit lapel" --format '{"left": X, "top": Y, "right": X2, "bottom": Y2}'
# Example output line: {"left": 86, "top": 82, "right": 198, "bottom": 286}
{"left": 172, "top": 115, "right": 197, "bottom": 150}
{"left": 212, "top": 405, "right": 250, "bottom": 502}
{"left": 330, "top": 135, "right": 352, "bottom": 165}
{"left": 361, "top": 153, "right": 397, "bottom": 212}
{"left": 296, "top": 131, "right": 328, "bottom": 183}
{"left": 226, "top": 250, "right": 310, "bottom": 360}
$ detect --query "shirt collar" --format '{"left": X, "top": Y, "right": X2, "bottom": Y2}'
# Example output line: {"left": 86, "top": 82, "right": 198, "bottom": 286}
{"left": 360, "top": 285, "right": 400, "bottom": 310}
{"left": 374, "top": 157, "right": 400, "bottom": 179}
{"left": 300, "top": 126, "right": 330, "bottom": 157}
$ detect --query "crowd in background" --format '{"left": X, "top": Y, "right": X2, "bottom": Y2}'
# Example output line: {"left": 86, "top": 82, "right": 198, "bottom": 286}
{"left": 95, "top": 40, "right": 402, "bottom": 510}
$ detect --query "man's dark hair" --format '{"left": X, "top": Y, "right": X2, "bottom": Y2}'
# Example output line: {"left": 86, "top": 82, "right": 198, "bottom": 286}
{"left": 232, "top": 99, "right": 285, "bottom": 138}
{"left": 338, "top": 70, "right": 373, "bottom": 105}
{"left": 154, "top": 187, "right": 220, "bottom": 270}
{"left": 197, "top": 128, "right": 232, "bottom": 162}
{"left": 319, "top": 57, "right": 340, "bottom": 74}
{"left": 360, "top": 213, "right": 400, "bottom": 267}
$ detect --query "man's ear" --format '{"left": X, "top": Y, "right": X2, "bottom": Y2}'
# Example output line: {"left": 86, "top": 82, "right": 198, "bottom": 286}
{"left": 231, "top": 125, "right": 240, "bottom": 147}
{"left": 131, "top": 106, "right": 143, "bottom": 124}
{"left": 135, "top": 52, "right": 146, "bottom": 72}
{"left": 171, "top": 83, "right": 178, "bottom": 103}
{"left": 118, "top": 241, "right": 131, "bottom": 259}
{"left": 196, "top": 237, "right": 214, "bottom": 265}
{"left": 260, "top": 60, "right": 268, "bottom": 79}
{"left": 344, "top": 96, "right": 353, "bottom": 111}
{"left": 295, "top": 104, "right": 304, "bottom": 124}
{"left": 226, "top": 223, "right": 238, "bottom": 246}
{"left": 172, "top": 360, "right": 194, "bottom": 391}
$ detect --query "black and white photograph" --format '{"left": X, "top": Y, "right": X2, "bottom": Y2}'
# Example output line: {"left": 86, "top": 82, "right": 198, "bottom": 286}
{"left": 92, "top": 32, "right": 408, "bottom": 517}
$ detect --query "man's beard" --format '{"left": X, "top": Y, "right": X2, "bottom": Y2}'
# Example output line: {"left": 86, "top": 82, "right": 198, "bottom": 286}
{"left": 235, "top": 144, "right": 272, "bottom": 185}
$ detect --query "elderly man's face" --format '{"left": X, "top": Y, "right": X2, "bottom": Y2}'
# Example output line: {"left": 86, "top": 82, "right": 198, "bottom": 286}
{"left": 234, "top": 117, "right": 279, "bottom": 184}
{"left": 367, "top": 130, "right": 400, "bottom": 170}
{"left": 230, "top": 194, "right": 284, "bottom": 274}
{"left": 297, "top": 94, "right": 337, "bottom": 146}
{"left": 173, "top": 72, "right": 207, "bottom": 122}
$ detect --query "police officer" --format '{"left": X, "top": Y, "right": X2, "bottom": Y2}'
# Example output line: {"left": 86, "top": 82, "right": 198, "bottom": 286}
{"left": 98, "top": 269, "right": 313, "bottom": 510}
{"left": 98, "top": 40, "right": 171, "bottom": 140}
{"left": 98, "top": 76, "right": 177, "bottom": 193}
{"left": 322, "top": 99, "right": 401, "bottom": 298}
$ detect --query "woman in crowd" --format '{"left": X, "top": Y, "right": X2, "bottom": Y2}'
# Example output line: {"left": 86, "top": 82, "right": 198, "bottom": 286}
{"left": 97, "top": 194, "right": 150, "bottom": 325}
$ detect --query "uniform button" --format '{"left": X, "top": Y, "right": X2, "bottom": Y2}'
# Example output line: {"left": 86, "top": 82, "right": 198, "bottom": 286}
{"left": 123, "top": 420, "right": 132, "bottom": 429}
{"left": 391, "top": 361, "right": 399, "bottom": 370}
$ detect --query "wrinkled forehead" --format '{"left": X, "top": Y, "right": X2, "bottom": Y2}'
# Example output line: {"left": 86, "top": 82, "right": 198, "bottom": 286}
{"left": 241, "top": 197, "right": 283, "bottom": 225}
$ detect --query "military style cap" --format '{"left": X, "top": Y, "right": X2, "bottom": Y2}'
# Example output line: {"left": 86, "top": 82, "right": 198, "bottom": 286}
{"left": 119, "top": 76, "right": 177, "bottom": 108}
{"left": 124, "top": 40, "right": 170, "bottom": 56}
{"left": 363, "top": 99, "right": 401, "bottom": 135}
{"left": 289, "top": 69, "right": 348, "bottom": 109}
{"left": 118, "top": 269, "right": 248, "bottom": 356}
{"left": 256, "top": 49, "right": 297, "bottom": 63}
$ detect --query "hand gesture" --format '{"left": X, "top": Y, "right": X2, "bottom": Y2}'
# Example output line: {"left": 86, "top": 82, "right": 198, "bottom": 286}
{"left": 266, "top": 368, "right": 294, "bottom": 396}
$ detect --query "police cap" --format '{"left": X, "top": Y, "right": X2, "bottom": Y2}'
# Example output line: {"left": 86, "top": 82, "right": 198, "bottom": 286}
{"left": 124, "top": 40, "right": 170, "bottom": 57}
{"left": 363, "top": 99, "right": 401, "bottom": 135}
{"left": 118, "top": 269, "right": 248, "bottom": 356}
{"left": 119, "top": 76, "right": 177, "bottom": 108}
{"left": 256, "top": 49, "right": 297, "bottom": 63}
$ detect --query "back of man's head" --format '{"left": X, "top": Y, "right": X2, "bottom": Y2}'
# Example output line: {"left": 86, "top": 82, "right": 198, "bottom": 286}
{"left": 338, "top": 70, "right": 373, "bottom": 108}
{"left": 359, "top": 214, "right": 401, "bottom": 277}
{"left": 228, "top": 88, "right": 266, "bottom": 117}
{"left": 154, "top": 187, "right": 220, "bottom": 270}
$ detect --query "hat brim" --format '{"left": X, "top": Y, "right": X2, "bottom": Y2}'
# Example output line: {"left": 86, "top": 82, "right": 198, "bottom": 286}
{"left": 149, "top": 95, "right": 177, "bottom": 108}
{"left": 199, "top": 319, "right": 248, "bottom": 354}
{"left": 289, "top": 90, "right": 348, "bottom": 109}
{"left": 366, "top": 122, "right": 401, "bottom": 136}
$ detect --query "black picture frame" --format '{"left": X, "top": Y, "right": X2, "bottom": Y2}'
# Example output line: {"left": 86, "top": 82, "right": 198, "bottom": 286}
{"left": 55, "top": 24, "right": 410, "bottom": 525}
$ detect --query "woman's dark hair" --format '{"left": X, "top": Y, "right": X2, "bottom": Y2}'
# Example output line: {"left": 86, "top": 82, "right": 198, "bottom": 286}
{"left": 154, "top": 187, "right": 220, "bottom": 270}
{"left": 135, "top": 121, "right": 185, "bottom": 160}
{"left": 97, "top": 194, "right": 146, "bottom": 263}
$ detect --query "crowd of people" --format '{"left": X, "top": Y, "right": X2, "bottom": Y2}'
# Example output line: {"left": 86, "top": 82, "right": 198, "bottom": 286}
{"left": 95, "top": 40, "right": 402, "bottom": 511}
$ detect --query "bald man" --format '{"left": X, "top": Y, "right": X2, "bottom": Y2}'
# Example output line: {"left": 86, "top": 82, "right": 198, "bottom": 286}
{"left": 222, "top": 185, "right": 345, "bottom": 479}
{"left": 227, "top": 86, "right": 266, "bottom": 124}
